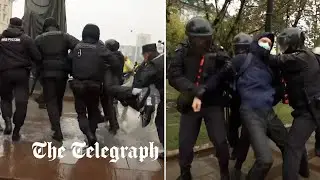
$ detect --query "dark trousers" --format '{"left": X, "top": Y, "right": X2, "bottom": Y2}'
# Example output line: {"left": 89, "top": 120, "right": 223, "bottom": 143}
{"left": 179, "top": 106, "right": 229, "bottom": 175}
{"left": 0, "top": 69, "right": 29, "bottom": 128}
{"left": 316, "top": 127, "right": 320, "bottom": 149}
{"left": 155, "top": 100, "right": 164, "bottom": 146}
{"left": 42, "top": 78, "right": 67, "bottom": 131}
{"left": 240, "top": 107, "right": 289, "bottom": 179}
{"left": 236, "top": 108, "right": 309, "bottom": 174}
{"left": 100, "top": 92, "right": 119, "bottom": 129}
{"left": 228, "top": 107, "right": 241, "bottom": 149}
{"left": 283, "top": 108, "right": 318, "bottom": 180}
{"left": 71, "top": 80, "right": 101, "bottom": 134}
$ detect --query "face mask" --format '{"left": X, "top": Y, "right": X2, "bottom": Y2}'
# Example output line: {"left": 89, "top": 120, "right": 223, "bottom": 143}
{"left": 258, "top": 41, "right": 271, "bottom": 51}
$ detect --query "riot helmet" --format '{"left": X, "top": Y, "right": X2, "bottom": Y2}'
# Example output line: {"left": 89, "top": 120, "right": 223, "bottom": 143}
{"left": 277, "top": 27, "right": 305, "bottom": 54}
{"left": 105, "top": 39, "right": 120, "bottom": 52}
{"left": 233, "top": 32, "right": 252, "bottom": 55}
{"left": 185, "top": 17, "right": 213, "bottom": 54}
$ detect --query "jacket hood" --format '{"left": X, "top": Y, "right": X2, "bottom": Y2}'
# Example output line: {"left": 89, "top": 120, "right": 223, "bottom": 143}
{"left": 2, "top": 27, "right": 23, "bottom": 38}
{"left": 250, "top": 32, "right": 274, "bottom": 59}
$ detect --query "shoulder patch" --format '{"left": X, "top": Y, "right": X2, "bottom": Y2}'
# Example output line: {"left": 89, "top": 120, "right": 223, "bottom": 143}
{"left": 1, "top": 38, "right": 21, "bottom": 42}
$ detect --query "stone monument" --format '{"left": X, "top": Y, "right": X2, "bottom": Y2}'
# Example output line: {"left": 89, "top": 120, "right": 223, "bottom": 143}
{"left": 22, "top": 0, "right": 66, "bottom": 39}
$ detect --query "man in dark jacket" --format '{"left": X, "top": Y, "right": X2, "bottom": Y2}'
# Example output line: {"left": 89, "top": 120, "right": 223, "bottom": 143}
{"left": 236, "top": 32, "right": 309, "bottom": 179}
{"left": 269, "top": 28, "right": 320, "bottom": 180}
{"left": 133, "top": 43, "right": 164, "bottom": 156}
{"left": 69, "top": 24, "right": 109, "bottom": 146}
{"left": 35, "top": 17, "right": 79, "bottom": 141}
{"left": 168, "top": 17, "right": 233, "bottom": 180}
{"left": 0, "top": 17, "right": 41, "bottom": 141}
{"left": 101, "top": 39, "right": 124, "bottom": 135}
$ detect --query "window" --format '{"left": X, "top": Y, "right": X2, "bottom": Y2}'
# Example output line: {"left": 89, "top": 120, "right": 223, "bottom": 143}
{"left": 3, "top": 5, "right": 7, "bottom": 12}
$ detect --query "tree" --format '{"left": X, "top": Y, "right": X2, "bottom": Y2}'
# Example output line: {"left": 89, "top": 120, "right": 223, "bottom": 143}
{"left": 166, "top": 9, "right": 186, "bottom": 54}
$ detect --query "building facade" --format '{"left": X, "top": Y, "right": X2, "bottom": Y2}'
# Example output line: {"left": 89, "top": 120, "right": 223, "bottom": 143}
{"left": 0, "top": 0, "right": 12, "bottom": 33}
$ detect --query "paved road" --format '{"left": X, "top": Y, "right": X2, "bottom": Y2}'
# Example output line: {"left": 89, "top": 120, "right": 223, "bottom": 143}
{"left": 166, "top": 135, "right": 320, "bottom": 180}
{"left": 0, "top": 99, "right": 163, "bottom": 180}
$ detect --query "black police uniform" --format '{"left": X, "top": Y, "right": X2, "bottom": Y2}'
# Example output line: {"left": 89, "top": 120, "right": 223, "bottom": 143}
{"left": 228, "top": 32, "right": 253, "bottom": 159}
{"left": 133, "top": 43, "right": 164, "bottom": 146}
{"left": 269, "top": 28, "right": 320, "bottom": 180}
{"left": 0, "top": 18, "right": 41, "bottom": 141}
{"left": 168, "top": 17, "right": 233, "bottom": 180}
{"left": 35, "top": 18, "right": 79, "bottom": 141}
{"left": 100, "top": 39, "right": 124, "bottom": 134}
{"left": 69, "top": 24, "right": 107, "bottom": 146}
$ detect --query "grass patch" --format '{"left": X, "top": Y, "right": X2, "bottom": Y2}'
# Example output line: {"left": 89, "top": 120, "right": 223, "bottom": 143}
{"left": 166, "top": 81, "right": 294, "bottom": 151}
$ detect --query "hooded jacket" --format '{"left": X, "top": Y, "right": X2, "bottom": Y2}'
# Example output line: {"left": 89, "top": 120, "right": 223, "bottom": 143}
{"left": 237, "top": 32, "right": 276, "bottom": 109}
{"left": 35, "top": 23, "right": 79, "bottom": 78}
{"left": 0, "top": 27, "right": 41, "bottom": 72}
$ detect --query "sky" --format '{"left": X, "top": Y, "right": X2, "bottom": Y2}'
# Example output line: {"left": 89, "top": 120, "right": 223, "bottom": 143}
{"left": 12, "top": 0, "right": 166, "bottom": 46}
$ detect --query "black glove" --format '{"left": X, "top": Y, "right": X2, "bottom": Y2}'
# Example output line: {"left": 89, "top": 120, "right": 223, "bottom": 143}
{"left": 193, "top": 85, "right": 207, "bottom": 99}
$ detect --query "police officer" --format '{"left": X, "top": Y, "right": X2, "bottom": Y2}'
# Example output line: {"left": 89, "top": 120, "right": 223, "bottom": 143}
{"left": 168, "top": 17, "right": 232, "bottom": 180}
{"left": 35, "top": 17, "right": 79, "bottom": 141}
{"left": 312, "top": 47, "right": 320, "bottom": 157}
{"left": 269, "top": 28, "right": 320, "bottom": 180}
{"left": 101, "top": 39, "right": 124, "bottom": 134}
{"left": 0, "top": 17, "right": 41, "bottom": 141}
{"left": 68, "top": 24, "right": 107, "bottom": 146}
{"left": 228, "top": 32, "right": 253, "bottom": 161}
{"left": 133, "top": 43, "right": 164, "bottom": 155}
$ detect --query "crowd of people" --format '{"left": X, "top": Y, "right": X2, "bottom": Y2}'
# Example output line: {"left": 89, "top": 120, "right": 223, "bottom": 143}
{"left": 0, "top": 17, "right": 164, "bottom": 157}
{"left": 168, "top": 16, "right": 320, "bottom": 180}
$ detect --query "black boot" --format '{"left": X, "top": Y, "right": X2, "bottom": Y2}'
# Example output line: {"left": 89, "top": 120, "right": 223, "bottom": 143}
{"left": 136, "top": 87, "right": 150, "bottom": 110}
{"left": 12, "top": 127, "right": 21, "bottom": 141}
{"left": 4, "top": 117, "right": 12, "bottom": 135}
{"left": 176, "top": 167, "right": 192, "bottom": 180}
{"left": 220, "top": 172, "right": 230, "bottom": 180}
{"left": 141, "top": 105, "right": 154, "bottom": 127}
{"left": 86, "top": 131, "right": 97, "bottom": 147}
{"left": 231, "top": 169, "right": 242, "bottom": 180}
{"left": 52, "top": 127, "right": 63, "bottom": 142}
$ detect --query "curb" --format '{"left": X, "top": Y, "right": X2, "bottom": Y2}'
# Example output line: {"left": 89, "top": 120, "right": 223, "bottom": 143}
{"left": 166, "top": 124, "right": 293, "bottom": 161}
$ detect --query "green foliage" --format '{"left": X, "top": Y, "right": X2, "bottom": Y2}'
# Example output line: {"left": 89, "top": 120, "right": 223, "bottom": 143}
{"left": 166, "top": 9, "right": 186, "bottom": 54}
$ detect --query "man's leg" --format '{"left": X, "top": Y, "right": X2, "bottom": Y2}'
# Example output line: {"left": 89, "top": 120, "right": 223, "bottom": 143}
{"left": 0, "top": 77, "right": 13, "bottom": 134}
{"left": 43, "top": 78, "right": 63, "bottom": 141}
{"left": 240, "top": 107, "right": 273, "bottom": 180}
{"left": 155, "top": 100, "right": 164, "bottom": 146}
{"left": 178, "top": 111, "right": 202, "bottom": 180}
{"left": 56, "top": 78, "right": 67, "bottom": 117}
{"left": 228, "top": 107, "right": 241, "bottom": 160}
{"left": 203, "top": 106, "right": 230, "bottom": 179}
{"left": 266, "top": 111, "right": 309, "bottom": 178}
{"left": 283, "top": 110, "right": 316, "bottom": 180}
{"left": 233, "top": 126, "right": 250, "bottom": 173}
{"left": 12, "top": 73, "right": 29, "bottom": 141}
{"left": 315, "top": 127, "right": 320, "bottom": 156}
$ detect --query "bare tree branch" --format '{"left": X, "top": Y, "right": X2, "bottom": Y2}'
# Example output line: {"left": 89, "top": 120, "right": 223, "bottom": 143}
{"left": 203, "top": 0, "right": 210, "bottom": 21}
{"left": 249, "top": 25, "right": 265, "bottom": 34}
{"left": 292, "top": 0, "right": 308, "bottom": 27}
{"left": 212, "top": 0, "right": 232, "bottom": 29}
{"left": 226, "top": 0, "right": 247, "bottom": 38}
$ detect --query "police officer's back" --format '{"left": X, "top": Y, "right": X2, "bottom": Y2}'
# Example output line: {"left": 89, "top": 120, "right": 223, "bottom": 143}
{"left": 34, "top": 17, "right": 79, "bottom": 142}
{"left": 0, "top": 17, "right": 41, "bottom": 141}
{"left": 69, "top": 24, "right": 107, "bottom": 146}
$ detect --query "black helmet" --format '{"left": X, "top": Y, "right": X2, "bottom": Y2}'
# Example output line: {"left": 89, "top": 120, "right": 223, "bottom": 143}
{"left": 233, "top": 32, "right": 252, "bottom": 54}
{"left": 105, "top": 39, "right": 120, "bottom": 52}
{"left": 185, "top": 17, "right": 213, "bottom": 37}
{"left": 277, "top": 27, "right": 305, "bottom": 54}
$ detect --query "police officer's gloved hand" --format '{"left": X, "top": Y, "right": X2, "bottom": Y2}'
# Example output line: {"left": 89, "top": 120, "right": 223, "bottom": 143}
{"left": 193, "top": 85, "right": 207, "bottom": 100}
